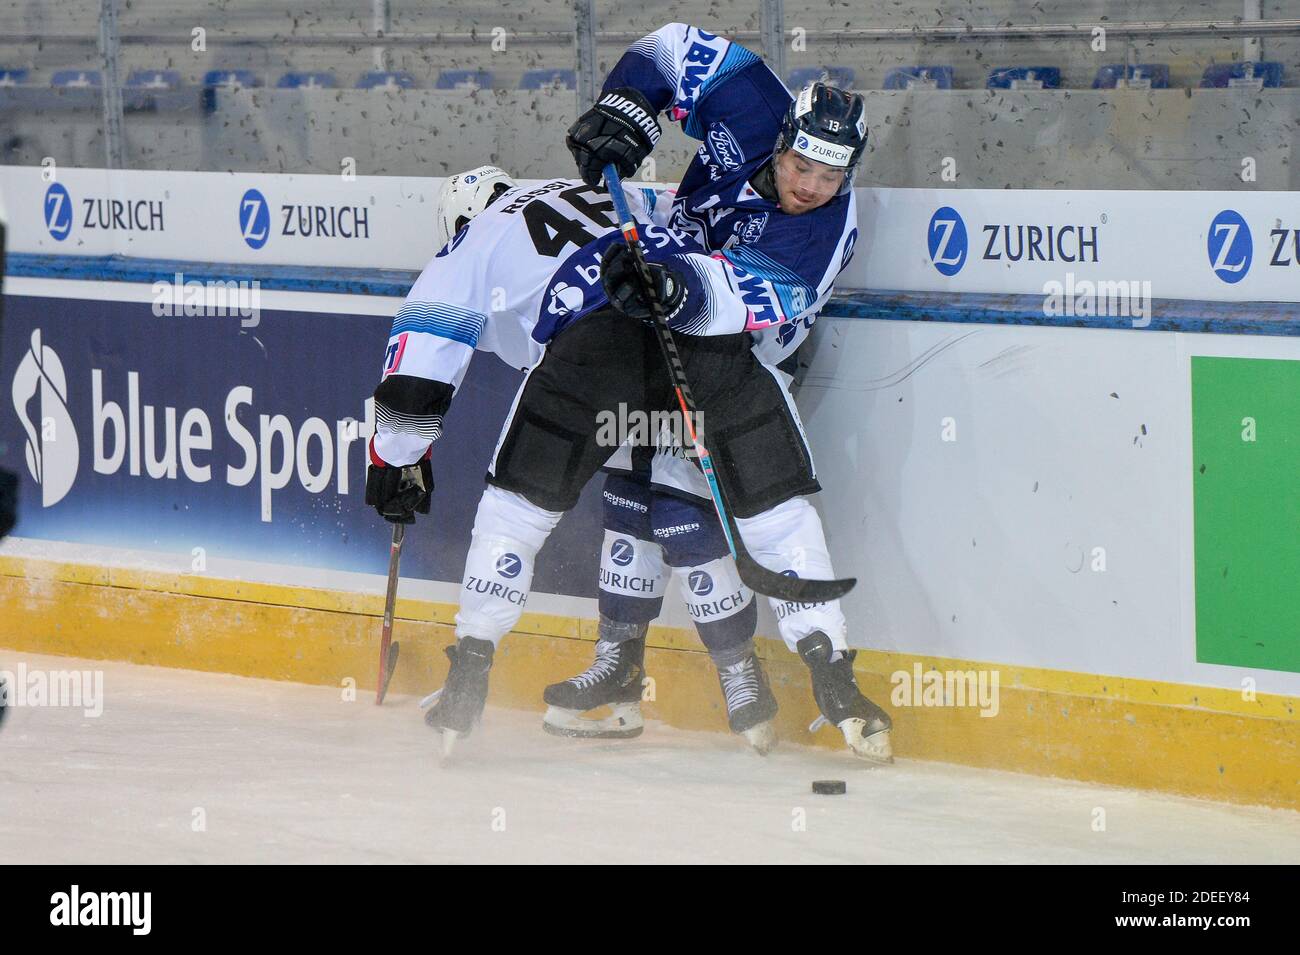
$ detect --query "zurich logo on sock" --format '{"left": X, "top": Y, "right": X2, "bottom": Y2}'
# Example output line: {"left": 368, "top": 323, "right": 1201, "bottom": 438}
{"left": 495, "top": 553, "right": 522, "bottom": 579}
{"left": 610, "top": 538, "right": 635, "bottom": 567}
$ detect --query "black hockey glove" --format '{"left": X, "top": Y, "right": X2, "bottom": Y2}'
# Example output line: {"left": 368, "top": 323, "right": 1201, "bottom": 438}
{"left": 566, "top": 87, "right": 662, "bottom": 188}
{"left": 365, "top": 453, "right": 433, "bottom": 525}
{"left": 600, "top": 242, "right": 689, "bottom": 326}
{"left": 0, "top": 467, "right": 16, "bottom": 539}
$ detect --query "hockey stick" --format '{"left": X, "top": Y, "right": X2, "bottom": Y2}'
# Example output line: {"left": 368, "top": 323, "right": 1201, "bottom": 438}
{"left": 602, "top": 164, "right": 855, "bottom": 604}
{"left": 375, "top": 522, "right": 404, "bottom": 704}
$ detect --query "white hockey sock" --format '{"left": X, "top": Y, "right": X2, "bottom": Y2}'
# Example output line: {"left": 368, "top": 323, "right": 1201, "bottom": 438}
{"left": 734, "top": 496, "right": 849, "bottom": 653}
{"left": 455, "top": 485, "right": 563, "bottom": 645}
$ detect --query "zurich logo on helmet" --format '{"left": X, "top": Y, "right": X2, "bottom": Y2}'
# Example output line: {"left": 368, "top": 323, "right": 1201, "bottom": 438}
{"left": 239, "top": 188, "right": 270, "bottom": 250}
{"left": 1207, "top": 209, "right": 1252, "bottom": 284}
{"left": 927, "top": 206, "right": 967, "bottom": 277}
{"left": 610, "top": 538, "right": 635, "bottom": 567}
{"left": 495, "top": 552, "right": 522, "bottom": 579}
{"left": 688, "top": 570, "right": 713, "bottom": 596}
{"left": 796, "top": 134, "right": 810, "bottom": 150}
{"left": 44, "top": 183, "right": 73, "bottom": 241}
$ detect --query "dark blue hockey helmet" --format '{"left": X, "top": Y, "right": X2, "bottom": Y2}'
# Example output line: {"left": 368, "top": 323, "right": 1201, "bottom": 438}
{"left": 774, "top": 81, "right": 868, "bottom": 196}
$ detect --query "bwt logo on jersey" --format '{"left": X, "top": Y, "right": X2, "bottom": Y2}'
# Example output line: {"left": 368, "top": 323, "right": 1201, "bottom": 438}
{"left": 610, "top": 538, "right": 635, "bottom": 567}
{"left": 706, "top": 124, "right": 744, "bottom": 170}
{"left": 494, "top": 552, "right": 522, "bottom": 579}
{"left": 382, "top": 333, "right": 409, "bottom": 377}
{"left": 44, "top": 182, "right": 165, "bottom": 241}
{"left": 927, "top": 206, "right": 967, "bottom": 276}
{"left": 688, "top": 570, "right": 713, "bottom": 596}
{"left": 1207, "top": 209, "right": 1252, "bottom": 283}
{"left": 675, "top": 29, "right": 729, "bottom": 114}
{"left": 11, "top": 330, "right": 80, "bottom": 507}
{"left": 721, "top": 256, "right": 784, "bottom": 328}
{"left": 239, "top": 187, "right": 371, "bottom": 249}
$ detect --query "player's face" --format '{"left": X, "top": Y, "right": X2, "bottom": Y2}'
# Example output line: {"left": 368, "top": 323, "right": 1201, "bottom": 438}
{"left": 774, "top": 150, "right": 846, "bottom": 215}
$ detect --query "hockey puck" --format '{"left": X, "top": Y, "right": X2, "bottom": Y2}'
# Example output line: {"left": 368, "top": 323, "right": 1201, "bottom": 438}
{"left": 811, "top": 779, "right": 846, "bottom": 795}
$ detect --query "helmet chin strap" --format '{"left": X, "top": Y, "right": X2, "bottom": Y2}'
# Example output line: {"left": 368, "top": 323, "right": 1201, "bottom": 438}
{"left": 748, "top": 158, "right": 779, "bottom": 202}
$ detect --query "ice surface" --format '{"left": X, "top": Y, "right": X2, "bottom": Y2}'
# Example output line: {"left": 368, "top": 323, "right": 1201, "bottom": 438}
{"left": 1, "top": 652, "right": 1296, "bottom": 864}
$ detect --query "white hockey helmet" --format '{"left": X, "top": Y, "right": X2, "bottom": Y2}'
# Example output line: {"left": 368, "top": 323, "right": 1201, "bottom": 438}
{"left": 434, "top": 164, "right": 517, "bottom": 250}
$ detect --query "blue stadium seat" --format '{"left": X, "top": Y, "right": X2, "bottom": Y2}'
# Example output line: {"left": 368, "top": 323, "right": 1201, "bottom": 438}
{"left": 519, "top": 69, "right": 576, "bottom": 90}
{"left": 126, "top": 70, "right": 182, "bottom": 90}
{"left": 277, "top": 71, "right": 337, "bottom": 89}
{"left": 883, "top": 67, "right": 953, "bottom": 90}
{"left": 787, "top": 66, "right": 857, "bottom": 90}
{"left": 356, "top": 71, "right": 416, "bottom": 90}
{"left": 203, "top": 70, "right": 262, "bottom": 89}
{"left": 987, "top": 67, "right": 1060, "bottom": 90}
{"left": 436, "top": 69, "right": 494, "bottom": 90}
{"left": 51, "top": 70, "right": 102, "bottom": 88}
{"left": 1092, "top": 64, "right": 1171, "bottom": 89}
{"left": 0, "top": 68, "right": 30, "bottom": 86}
{"left": 1200, "top": 62, "right": 1284, "bottom": 89}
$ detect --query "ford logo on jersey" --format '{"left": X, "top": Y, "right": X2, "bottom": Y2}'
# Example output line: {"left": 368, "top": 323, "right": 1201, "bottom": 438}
{"left": 1207, "top": 209, "right": 1252, "bottom": 284}
{"left": 688, "top": 570, "right": 714, "bottom": 596}
{"left": 495, "top": 553, "right": 522, "bottom": 579}
{"left": 239, "top": 188, "right": 271, "bottom": 250}
{"left": 44, "top": 183, "right": 73, "bottom": 241}
{"left": 707, "top": 124, "right": 744, "bottom": 170}
{"left": 928, "top": 206, "right": 968, "bottom": 276}
{"left": 739, "top": 213, "right": 768, "bottom": 245}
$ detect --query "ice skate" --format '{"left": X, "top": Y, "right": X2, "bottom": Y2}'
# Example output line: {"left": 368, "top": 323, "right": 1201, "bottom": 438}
{"left": 424, "top": 636, "right": 495, "bottom": 757}
{"left": 797, "top": 631, "right": 893, "bottom": 764}
{"left": 543, "top": 631, "right": 646, "bottom": 740}
{"left": 716, "top": 653, "right": 778, "bottom": 755}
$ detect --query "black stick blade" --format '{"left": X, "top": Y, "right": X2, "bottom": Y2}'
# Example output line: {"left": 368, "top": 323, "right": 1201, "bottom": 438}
{"left": 736, "top": 552, "right": 856, "bottom": 602}
{"left": 377, "top": 641, "right": 400, "bottom": 704}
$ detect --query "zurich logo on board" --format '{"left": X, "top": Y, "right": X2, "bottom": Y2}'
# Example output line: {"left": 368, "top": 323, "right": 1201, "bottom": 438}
{"left": 1207, "top": 209, "right": 1251, "bottom": 284}
{"left": 44, "top": 183, "right": 73, "bottom": 241}
{"left": 239, "top": 188, "right": 271, "bottom": 250}
{"left": 927, "top": 206, "right": 967, "bottom": 276}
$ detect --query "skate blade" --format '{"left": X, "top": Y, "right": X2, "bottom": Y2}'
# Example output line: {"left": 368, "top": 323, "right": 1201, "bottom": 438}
{"left": 840, "top": 718, "right": 893, "bottom": 764}
{"left": 439, "top": 728, "right": 460, "bottom": 761}
{"left": 542, "top": 703, "right": 643, "bottom": 740}
{"left": 740, "top": 719, "right": 778, "bottom": 756}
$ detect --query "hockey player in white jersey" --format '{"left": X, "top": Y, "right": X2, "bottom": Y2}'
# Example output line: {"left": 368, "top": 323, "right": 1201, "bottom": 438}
{"left": 377, "top": 166, "right": 780, "bottom": 752}
{"left": 365, "top": 23, "right": 892, "bottom": 762}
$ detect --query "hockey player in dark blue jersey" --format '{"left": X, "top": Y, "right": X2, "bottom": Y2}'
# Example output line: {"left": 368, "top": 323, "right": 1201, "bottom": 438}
{"left": 370, "top": 24, "right": 892, "bottom": 763}
{"left": 544, "top": 24, "right": 891, "bottom": 762}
